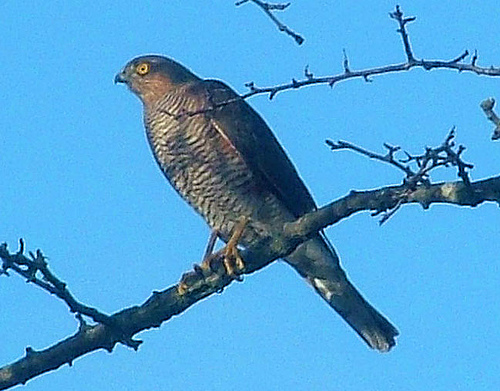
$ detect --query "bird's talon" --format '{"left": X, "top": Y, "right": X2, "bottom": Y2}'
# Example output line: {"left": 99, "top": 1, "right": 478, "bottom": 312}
{"left": 177, "top": 280, "right": 189, "bottom": 295}
{"left": 222, "top": 250, "right": 245, "bottom": 279}
{"left": 222, "top": 216, "right": 248, "bottom": 279}
{"left": 235, "top": 253, "right": 246, "bottom": 272}
{"left": 200, "top": 254, "right": 217, "bottom": 272}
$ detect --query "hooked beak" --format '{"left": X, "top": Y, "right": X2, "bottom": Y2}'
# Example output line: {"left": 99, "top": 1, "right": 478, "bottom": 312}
{"left": 114, "top": 70, "right": 127, "bottom": 84}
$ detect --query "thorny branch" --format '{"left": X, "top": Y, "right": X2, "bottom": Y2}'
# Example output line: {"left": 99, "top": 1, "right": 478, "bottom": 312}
{"left": 326, "top": 140, "right": 413, "bottom": 177}
{"left": 236, "top": 0, "right": 304, "bottom": 45}
{"left": 173, "top": 5, "right": 500, "bottom": 120}
{"left": 0, "top": 241, "right": 141, "bottom": 349}
{"left": 239, "top": 5, "right": 500, "bottom": 101}
{"left": 327, "top": 129, "right": 474, "bottom": 223}
{"left": 1, "top": 173, "right": 499, "bottom": 388}
{"left": 155, "top": 4, "right": 500, "bottom": 123}
{"left": 480, "top": 98, "right": 500, "bottom": 140}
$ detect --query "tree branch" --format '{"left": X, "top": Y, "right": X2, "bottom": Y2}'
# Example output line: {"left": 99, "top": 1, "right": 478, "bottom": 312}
{"left": 1, "top": 173, "right": 499, "bottom": 389}
{"left": 236, "top": 0, "right": 304, "bottom": 45}
{"left": 175, "top": 5, "right": 500, "bottom": 120}
{"left": 298, "top": 176, "right": 500, "bottom": 234}
{"left": 0, "top": 242, "right": 143, "bottom": 349}
{"left": 480, "top": 98, "right": 500, "bottom": 140}
{"left": 239, "top": 5, "right": 500, "bottom": 101}
{"left": 327, "top": 129, "right": 476, "bottom": 222}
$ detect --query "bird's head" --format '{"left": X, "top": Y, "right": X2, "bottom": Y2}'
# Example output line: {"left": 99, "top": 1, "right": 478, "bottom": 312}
{"left": 115, "top": 55, "right": 200, "bottom": 105}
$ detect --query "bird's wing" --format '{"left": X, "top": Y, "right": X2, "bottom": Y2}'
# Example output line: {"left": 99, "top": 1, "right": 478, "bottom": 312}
{"left": 197, "top": 79, "right": 316, "bottom": 218}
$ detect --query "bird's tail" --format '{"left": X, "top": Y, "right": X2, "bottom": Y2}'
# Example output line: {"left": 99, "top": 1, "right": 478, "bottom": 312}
{"left": 285, "top": 236, "right": 398, "bottom": 352}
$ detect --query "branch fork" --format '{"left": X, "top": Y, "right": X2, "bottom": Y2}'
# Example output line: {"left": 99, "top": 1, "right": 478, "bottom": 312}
{"left": 238, "top": 6, "right": 500, "bottom": 101}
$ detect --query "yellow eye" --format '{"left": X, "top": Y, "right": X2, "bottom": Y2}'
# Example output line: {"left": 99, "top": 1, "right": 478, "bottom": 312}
{"left": 136, "top": 62, "right": 150, "bottom": 76}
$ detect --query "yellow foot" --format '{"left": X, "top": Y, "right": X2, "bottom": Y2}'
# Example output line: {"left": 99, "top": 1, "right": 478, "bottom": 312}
{"left": 223, "top": 216, "right": 249, "bottom": 280}
{"left": 177, "top": 217, "right": 249, "bottom": 294}
{"left": 177, "top": 280, "right": 189, "bottom": 295}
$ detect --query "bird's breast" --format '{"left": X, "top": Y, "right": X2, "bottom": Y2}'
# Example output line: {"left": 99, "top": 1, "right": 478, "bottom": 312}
{"left": 143, "top": 93, "right": 283, "bottom": 245}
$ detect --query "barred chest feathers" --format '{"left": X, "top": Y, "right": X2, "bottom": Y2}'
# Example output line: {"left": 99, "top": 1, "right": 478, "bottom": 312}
{"left": 142, "top": 88, "right": 276, "bottom": 242}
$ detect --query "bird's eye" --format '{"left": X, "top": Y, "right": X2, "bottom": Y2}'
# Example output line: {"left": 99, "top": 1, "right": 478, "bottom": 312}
{"left": 136, "top": 62, "right": 150, "bottom": 76}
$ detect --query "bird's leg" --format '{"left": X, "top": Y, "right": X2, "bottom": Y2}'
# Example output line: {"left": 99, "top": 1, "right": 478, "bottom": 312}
{"left": 177, "top": 219, "right": 248, "bottom": 295}
{"left": 222, "top": 216, "right": 249, "bottom": 280}
{"left": 202, "top": 229, "right": 219, "bottom": 266}
{"left": 177, "top": 230, "right": 220, "bottom": 295}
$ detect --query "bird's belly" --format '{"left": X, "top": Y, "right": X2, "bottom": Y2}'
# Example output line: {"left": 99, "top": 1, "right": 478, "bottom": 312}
{"left": 149, "top": 120, "right": 289, "bottom": 247}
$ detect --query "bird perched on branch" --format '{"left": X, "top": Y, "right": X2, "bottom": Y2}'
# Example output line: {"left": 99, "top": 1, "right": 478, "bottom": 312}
{"left": 115, "top": 55, "right": 398, "bottom": 352}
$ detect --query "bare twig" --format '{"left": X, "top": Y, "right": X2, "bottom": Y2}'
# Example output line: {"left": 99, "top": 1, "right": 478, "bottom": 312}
{"left": 237, "top": 6, "right": 500, "bottom": 101}
{"left": 480, "top": 98, "right": 500, "bottom": 140}
{"left": 472, "top": 50, "right": 478, "bottom": 66}
{"left": 240, "top": 52, "right": 500, "bottom": 101}
{"left": 0, "top": 241, "right": 141, "bottom": 349}
{"left": 328, "top": 130, "right": 472, "bottom": 186}
{"left": 327, "top": 129, "right": 474, "bottom": 223}
{"left": 400, "top": 128, "right": 473, "bottom": 187}
{"left": 304, "top": 65, "right": 314, "bottom": 80}
{"left": 378, "top": 198, "right": 404, "bottom": 225}
{"left": 342, "top": 49, "right": 351, "bottom": 73}
{"left": 326, "top": 140, "right": 414, "bottom": 177}
{"left": 236, "top": 0, "right": 304, "bottom": 45}
{"left": 389, "top": 5, "right": 416, "bottom": 63}
{"left": 165, "top": 6, "right": 500, "bottom": 120}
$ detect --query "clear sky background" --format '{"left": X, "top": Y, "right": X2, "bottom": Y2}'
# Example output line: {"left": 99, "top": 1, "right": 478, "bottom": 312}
{"left": 1, "top": 1, "right": 499, "bottom": 390}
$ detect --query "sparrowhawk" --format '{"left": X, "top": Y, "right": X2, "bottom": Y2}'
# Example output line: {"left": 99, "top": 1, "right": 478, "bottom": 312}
{"left": 115, "top": 55, "right": 398, "bottom": 352}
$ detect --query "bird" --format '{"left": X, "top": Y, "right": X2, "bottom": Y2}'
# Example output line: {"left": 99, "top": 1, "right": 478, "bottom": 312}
{"left": 115, "top": 55, "right": 399, "bottom": 352}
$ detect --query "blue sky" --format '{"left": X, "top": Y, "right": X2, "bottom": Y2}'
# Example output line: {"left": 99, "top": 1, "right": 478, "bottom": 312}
{"left": 1, "top": 1, "right": 499, "bottom": 390}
